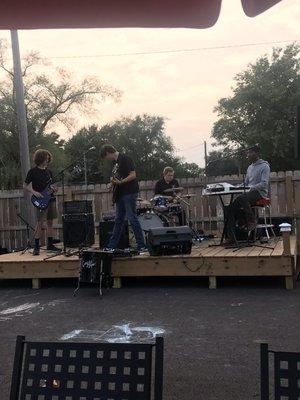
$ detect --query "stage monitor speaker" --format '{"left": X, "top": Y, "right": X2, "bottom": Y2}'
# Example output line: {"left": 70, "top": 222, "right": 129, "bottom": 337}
{"left": 99, "top": 220, "right": 129, "bottom": 249}
{"left": 63, "top": 213, "right": 95, "bottom": 247}
{"left": 64, "top": 200, "right": 93, "bottom": 214}
{"left": 147, "top": 226, "right": 192, "bottom": 256}
{"left": 295, "top": 105, "right": 300, "bottom": 159}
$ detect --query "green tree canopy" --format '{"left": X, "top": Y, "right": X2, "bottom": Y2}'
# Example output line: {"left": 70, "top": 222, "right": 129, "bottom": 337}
{"left": 65, "top": 114, "right": 202, "bottom": 184}
{"left": 211, "top": 44, "right": 300, "bottom": 172}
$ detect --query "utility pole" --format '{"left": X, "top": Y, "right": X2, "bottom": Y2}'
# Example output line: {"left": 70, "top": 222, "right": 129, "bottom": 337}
{"left": 204, "top": 141, "right": 208, "bottom": 170}
{"left": 10, "top": 30, "right": 35, "bottom": 231}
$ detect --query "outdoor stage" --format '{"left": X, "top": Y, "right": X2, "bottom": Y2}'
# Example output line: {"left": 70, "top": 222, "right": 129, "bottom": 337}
{"left": 0, "top": 234, "right": 297, "bottom": 289}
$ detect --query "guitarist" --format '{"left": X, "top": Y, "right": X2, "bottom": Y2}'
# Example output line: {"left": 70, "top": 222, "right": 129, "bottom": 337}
{"left": 100, "top": 144, "right": 147, "bottom": 252}
{"left": 24, "top": 149, "right": 59, "bottom": 255}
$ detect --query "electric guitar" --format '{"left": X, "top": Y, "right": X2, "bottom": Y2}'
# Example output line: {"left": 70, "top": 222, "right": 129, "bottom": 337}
{"left": 31, "top": 184, "right": 56, "bottom": 210}
{"left": 111, "top": 163, "right": 120, "bottom": 204}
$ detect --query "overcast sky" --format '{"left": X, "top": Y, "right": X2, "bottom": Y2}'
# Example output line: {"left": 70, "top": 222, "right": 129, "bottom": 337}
{"left": 0, "top": 0, "right": 299, "bottom": 166}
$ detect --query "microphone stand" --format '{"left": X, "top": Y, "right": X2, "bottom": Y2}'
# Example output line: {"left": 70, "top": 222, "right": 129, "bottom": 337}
{"left": 16, "top": 213, "right": 36, "bottom": 254}
{"left": 44, "top": 161, "right": 83, "bottom": 260}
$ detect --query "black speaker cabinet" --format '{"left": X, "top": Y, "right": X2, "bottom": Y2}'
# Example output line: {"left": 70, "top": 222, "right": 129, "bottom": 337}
{"left": 147, "top": 226, "right": 192, "bottom": 256}
{"left": 64, "top": 200, "right": 93, "bottom": 214}
{"left": 99, "top": 220, "right": 129, "bottom": 249}
{"left": 63, "top": 213, "right": 95, "bottom": 247}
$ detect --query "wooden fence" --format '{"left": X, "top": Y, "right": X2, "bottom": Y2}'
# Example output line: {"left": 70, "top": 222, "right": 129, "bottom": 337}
{"left": 0, "top": 171, "right": 299, "bottom": 251}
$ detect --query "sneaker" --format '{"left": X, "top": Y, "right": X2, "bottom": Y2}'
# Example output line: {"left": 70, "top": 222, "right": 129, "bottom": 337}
{"left": 102, "top": 247, "right": 116, "bottom": 253}
{"left": 138, "top": 247, "right": 148, "bottom": 254}
{"left": 46, "top": 245, "right": 61, "bottom": 252}
{"left": 33, "top": 248, "right": 40, "bottom": 256}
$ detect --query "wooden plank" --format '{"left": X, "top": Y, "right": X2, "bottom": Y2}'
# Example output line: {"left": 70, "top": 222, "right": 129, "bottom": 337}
{"left": 112, "top": 254, "right": 293, "bottom": 277}
{"left": 209, "top": 276, "right": 217, "bottom": 289}
{"left": 270, "top": 239, "right": 284, "bottom": 256}
{"left": 285, "top": 174, "right": 294, "bottom": 217}
{"left": 293, "top": 171, "right": 300, "bottom": 257}
{"left": 32, "top": 278, "right": 41, "bottom": 289}
{"left": 113, "top": 277, "right": 122, "bottom": 289}
{"left": 285, "top": 276, "right": 294, "bottom": 290}
{"left": 282, "top": 232, "right": 291, "bottom": 256}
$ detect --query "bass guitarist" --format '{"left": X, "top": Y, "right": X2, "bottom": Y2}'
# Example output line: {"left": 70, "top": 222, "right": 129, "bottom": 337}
{"left": 100, "top": 144, "right": 147, "bottom": 253}
{"left": 24, "top": 149, "right": 59, "bottom": 255}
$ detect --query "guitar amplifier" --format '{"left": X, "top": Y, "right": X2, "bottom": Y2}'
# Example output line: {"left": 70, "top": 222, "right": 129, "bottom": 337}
{"left": 64, "top": 200, "right": 93, "bottom": 214}
{"left": 63, "top": 213, "right": 95, "bottom": 247}
{"left": 99, "top": 220, "right": 129, "bottom": 249}
{"left": 147, "top": 226, "right": 193, "bottom": 256}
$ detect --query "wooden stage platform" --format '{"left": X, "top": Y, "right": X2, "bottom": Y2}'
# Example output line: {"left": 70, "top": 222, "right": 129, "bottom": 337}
{"left": 0, "top": 234, "right": 297, "bottom": 289}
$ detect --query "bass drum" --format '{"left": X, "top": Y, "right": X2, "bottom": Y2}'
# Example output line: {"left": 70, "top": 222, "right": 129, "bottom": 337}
{"left": 138, "top": 212, "right": 169, "bottom": 241}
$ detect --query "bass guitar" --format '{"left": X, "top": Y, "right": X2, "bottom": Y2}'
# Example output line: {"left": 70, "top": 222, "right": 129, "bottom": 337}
{"left": 31, "top": 184, "right": 56, "bottom": 210}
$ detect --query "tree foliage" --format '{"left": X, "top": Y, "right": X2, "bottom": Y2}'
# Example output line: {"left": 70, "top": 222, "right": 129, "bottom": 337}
{"left": 211, "top": 44, "right": 300, "bottom": 172}
{"left": 0, "top": 39, "right": 121, "bottom": 189}
{"left": 65, "top": 115, "right": 203, "bottom": 184}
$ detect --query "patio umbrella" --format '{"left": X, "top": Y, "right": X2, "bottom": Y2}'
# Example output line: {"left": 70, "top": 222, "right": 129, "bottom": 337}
{"left": 0, "top": 0, "right": 283, "bottom": 30}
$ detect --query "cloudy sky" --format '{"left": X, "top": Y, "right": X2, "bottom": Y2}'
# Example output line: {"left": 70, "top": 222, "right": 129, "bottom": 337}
{"left": 0, "top": 0, "right": 299, "bottom": 166}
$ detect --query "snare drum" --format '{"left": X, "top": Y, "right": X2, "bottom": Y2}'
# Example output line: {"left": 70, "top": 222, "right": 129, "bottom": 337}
{"left": 152, "top": 196, "right": 169, "bottom": 212}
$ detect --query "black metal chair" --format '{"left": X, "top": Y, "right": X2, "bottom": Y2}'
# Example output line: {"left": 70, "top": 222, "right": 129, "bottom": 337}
{"left": 10, "top": 335, "right": 164, "bottom": 400}
{"left": 261, "top": 343, "right": 300, "bottom": 400}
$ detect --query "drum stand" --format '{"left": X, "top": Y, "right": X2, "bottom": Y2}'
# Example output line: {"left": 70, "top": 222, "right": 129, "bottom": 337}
{"left": 174, "top": 194, "right": 203, "bottom": 241}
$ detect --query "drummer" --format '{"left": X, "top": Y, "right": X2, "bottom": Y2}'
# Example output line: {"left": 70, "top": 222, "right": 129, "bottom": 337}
{"left": 154, "top": 167, "right": 186, "bottom": 225}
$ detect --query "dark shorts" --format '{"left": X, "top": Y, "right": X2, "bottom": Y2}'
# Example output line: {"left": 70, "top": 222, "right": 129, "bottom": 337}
{"left": 35, "top": 201, "right": 57, "bottom": 221}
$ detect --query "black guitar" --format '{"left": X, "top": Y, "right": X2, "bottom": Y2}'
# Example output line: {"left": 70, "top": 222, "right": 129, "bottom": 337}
{"left": 111, "top": 162, "right": 120, "bottom": 204}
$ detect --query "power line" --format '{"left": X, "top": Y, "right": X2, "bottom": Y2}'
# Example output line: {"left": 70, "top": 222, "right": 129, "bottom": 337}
{"left": 36, "top": 39, "right": 299, "bottom": 60}
{"left": 176, "top": 142, "right": 205, "bottom": 152}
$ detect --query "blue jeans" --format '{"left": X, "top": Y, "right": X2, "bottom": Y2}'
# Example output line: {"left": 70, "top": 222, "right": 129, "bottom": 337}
{"left": 108, "top": 193, "right": 146, "bottom": 249}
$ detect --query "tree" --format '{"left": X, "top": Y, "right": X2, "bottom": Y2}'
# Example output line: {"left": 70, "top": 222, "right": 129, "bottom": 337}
{"left": 205, "top": 150, "right": 239, "bottom": 177}
{"left": 211, "top": 44, "right": 300, "bottom": 171}
{"left": 65, "top": 114, "right": 202, "bottom": 184}
{"left": 0, "top": 39, "right": 121, "bottom": 189}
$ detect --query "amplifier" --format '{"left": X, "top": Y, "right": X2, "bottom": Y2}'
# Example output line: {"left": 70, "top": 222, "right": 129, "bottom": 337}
{"left": 63, "top": 213, "right": 94, "bottom": 247}
{"left": 63, "top": 213, "right": 92, "bottom": 221}
{"left": 99, "top": 220, "right": 129, "bottom": 249}
{"left": 64, "top": 200, "right": 93, "bottom": 214}
{"left": 147, "top": 226, "right": 192, "bottom": 256}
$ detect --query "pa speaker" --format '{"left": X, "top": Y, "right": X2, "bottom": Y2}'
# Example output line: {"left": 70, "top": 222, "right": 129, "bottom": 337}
{"left": 99, "top": 220, "right": 129, "bottom": 249}
{"left": 63, "top": 213, "right": 95, "bottom": 247}
{"left": 147, "top": 226, "right": 193, "bottom": 256}
{"left": 295, "top": 105, "right": 300, "bottom": 159}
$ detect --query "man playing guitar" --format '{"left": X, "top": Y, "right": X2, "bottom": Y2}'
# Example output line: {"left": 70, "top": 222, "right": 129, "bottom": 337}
{"left": 23, "top": 149, "right": 59, "bottom": 255}
{"left": 100, "top": 144, "right": 147, "bottom": 252}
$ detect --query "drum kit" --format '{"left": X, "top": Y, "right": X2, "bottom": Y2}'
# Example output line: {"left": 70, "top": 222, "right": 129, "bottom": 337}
{"left": 136, "top": 187, "right": 198, "bottom": 238}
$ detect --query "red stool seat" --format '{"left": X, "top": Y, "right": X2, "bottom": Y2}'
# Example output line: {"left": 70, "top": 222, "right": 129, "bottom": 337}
{"left": 254, "top": 197, "right": 271, "bottom": 207}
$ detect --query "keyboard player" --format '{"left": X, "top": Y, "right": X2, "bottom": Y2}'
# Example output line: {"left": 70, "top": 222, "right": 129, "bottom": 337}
{"left": 226, "top": 145, "right": 270, "bottom": 243}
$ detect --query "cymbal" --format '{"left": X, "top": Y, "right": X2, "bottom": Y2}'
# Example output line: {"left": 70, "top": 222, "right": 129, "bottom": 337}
{"left": 163, "top": 187, "right": 184, "bottom": 193}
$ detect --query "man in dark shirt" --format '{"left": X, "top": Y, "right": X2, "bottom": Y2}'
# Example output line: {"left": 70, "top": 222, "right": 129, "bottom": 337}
{"left": 24, "top": 149, "right": 58, "bottom": 255}
{"left": 154, "top": 167, "right": 186, "bottom": 225}
{"left": 154, "top": 166, "right": 180, "bottom": 195}
{"left": 100, "top": 145, "right": 146, "bottom": 252}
